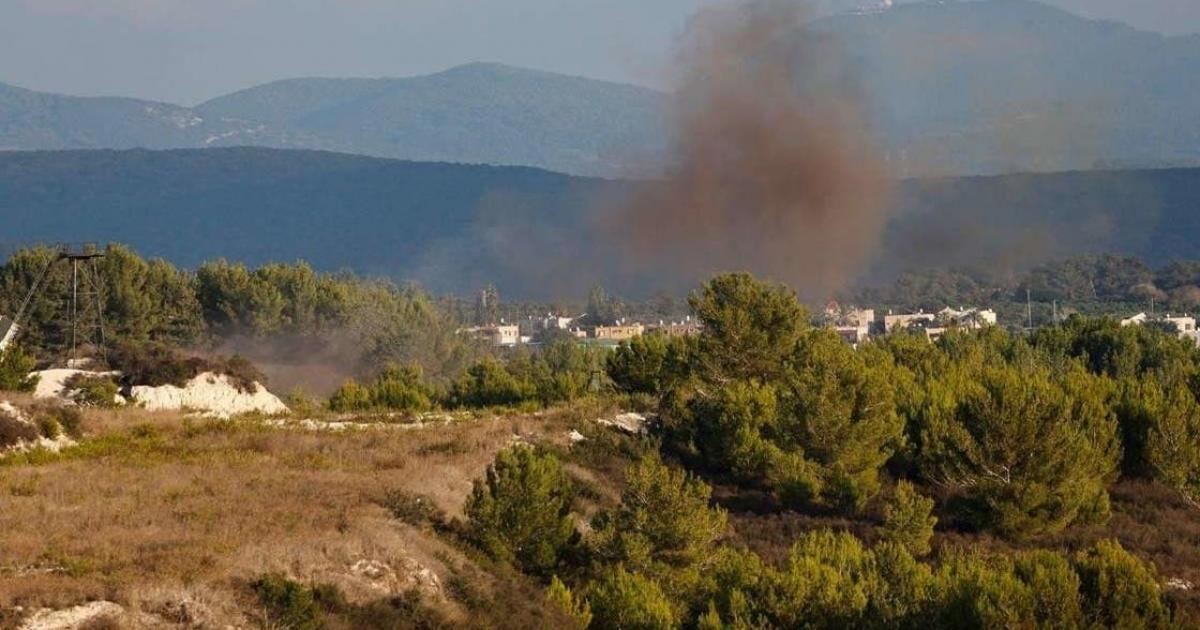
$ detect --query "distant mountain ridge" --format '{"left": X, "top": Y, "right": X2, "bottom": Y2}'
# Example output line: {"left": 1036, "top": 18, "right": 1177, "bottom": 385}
{"left": 3, "top": 147, "right": 1200, "bottom": 297}
{"left": 0, "top": 81, "right": 279, "bottom": 151}
{"left": 0, "top": 63, "right": 667, "bottom": 178}
{"left": 2, "top": 1, "right": 1200, "bottom": 176}
{"left": 195, "top": 63, "right": 669, "bottom": 178}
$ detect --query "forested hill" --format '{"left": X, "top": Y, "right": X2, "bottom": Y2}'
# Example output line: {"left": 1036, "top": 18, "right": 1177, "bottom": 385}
{"left": 0, "top": 148, "right": 625, "bottom": 295}
{"left": 2, "top": 147, "right": 1200, "bottom": 296}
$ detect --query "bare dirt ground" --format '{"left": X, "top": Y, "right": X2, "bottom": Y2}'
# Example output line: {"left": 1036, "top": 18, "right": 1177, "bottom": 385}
{"left": 0, "top": 400, "right": 616, "bottom": 629}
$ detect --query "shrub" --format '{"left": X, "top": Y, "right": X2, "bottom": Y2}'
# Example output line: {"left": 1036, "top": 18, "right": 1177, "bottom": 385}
{"left": 607, "top": 333, "right": 673, "bottom": 395}
{"left": 0, "top": 346, "right": 37, "bottom": 392}
{"left": 868, "top": 542, "right": 936, "bottom": 628}
{"left": 934, "top": 551, "right": 1039, "bottom": 629}
{"left": 450, "top": 357, "right": 535, "bottom": 408}
{"left": 250, "top": 573, "right": 322, "bottom": 630}
{"left": 36, "top": 404, "right": 83, "bottom": 439}
{"left": 381, "top": 489, "right": 444, "bottom": 527}
{"left": 916, "top": 360, "right": 1120, "bottom": 538}
{"left": 776, "top": 331, "right": 904, "bottom": 512}
{"left": 1142, "top": 378, "right": 1200, "bottom": 505}
{"left": 329, "top": 364, "right": 434, "bottom": 413}
{"left": 688, "top": 272, "right": 807, "bottom": 382}
{"left": 771, "top": 530, "right": 876, "bottom": 628}
{"left": 547, "top": 576, "right": 593, "bottom": 629}
{"left": 0, "top": 405, "right": 38, "bottom": 448}
{"left": 64, "top": 374, "right": 121, "bottom": 408}
{"left": 590, "top": 452, "right": 727, "bottom": 572}
{"left": 213, "top": 354, "right": 264, "bottom": 393}
{"left": 586, "top": 568, "right": 676, "bottom": 630}
{"left": 107, "top": 341, "right": 263, "bottom": 393}
{"left": 1073, "top": 539, "right": 1172, "bottom": 630}
{"left": 1013, "top": 551, "right": 1084, "bottom": 629}
{"left": 685, "top": 331, "right": 903, "bottom": 514}
{"left": 880, "top": 481, "right": 937, "bottom": 557}
{"left": 107, "top": 340, "right": 205, "bottom": 388}
{"left": 369, "top": 364, "right": 433, "bottom": 412}
{"left": 328, "top": 379, "right": 372, "bottom": 412}
{"left": 464, "top": 445, "right": 577, "bottom": 576}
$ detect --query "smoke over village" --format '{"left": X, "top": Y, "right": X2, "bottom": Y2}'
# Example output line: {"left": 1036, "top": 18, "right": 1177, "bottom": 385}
{"left": 2, "top": 1, "right": 1200, "bottom": 628}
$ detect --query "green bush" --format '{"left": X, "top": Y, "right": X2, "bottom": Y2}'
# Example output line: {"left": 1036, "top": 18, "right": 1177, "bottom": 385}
{"left": 547, "top": 576, "right": 593, "bottom": 629}
{"left": 464, "top": 445, "right": 577, "bottom": 576}
{"left": 1073, "top": 539, "right": 1172, "bottom": 630}
{"left": 250, "top": 573, "right": 323, "bottom": 630}
{"left": 880, "top": 481, "right": 937, "bottom": 557}
{"left": 328, "top": 379, "right": 372, "bottom": 412}
{"left": 64, "top": 374, "right": 121, "bottom": 408}
{"left": 0, "top": 346, "right": 37, "bottom": 392}
{"left": 915, "top": 359, "right": 1120, "bottom": 538}
{"left": 590, "top": 452, "right": 727, "bottom": 572}
{"left": 667, "top": 274, "right": 902, "bottom": 514}
{"left": 607, "top": 333, "right": 673, "bottom": 395}
{"left": 450, "top": 357, "right": 535, "bottom": 408}
{"left": 586, "top": 568, "right": 676, "bottom": 630}
{"left": 329, "top": 364, "right": 434, "bottom": 413}
{"left": 1142, "top": 377, "right": 1200, "bottom": 505}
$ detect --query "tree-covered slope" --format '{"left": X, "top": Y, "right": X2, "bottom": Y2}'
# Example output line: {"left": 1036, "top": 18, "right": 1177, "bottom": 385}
{"left": 1, "top": 147, "right": 1199, "bottom": 296}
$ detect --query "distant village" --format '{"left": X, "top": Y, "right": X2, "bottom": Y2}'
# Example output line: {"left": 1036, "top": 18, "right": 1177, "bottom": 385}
{"left": 460, "top": 315, "right": 702, "bottom": 348}
{"left": 460, "top": 302, "right": 1200, "bottom": 349}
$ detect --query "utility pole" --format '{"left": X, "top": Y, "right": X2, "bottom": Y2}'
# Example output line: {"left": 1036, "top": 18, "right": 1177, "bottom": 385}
{"left": 1026, "top": 289, "right": 1033, "bottom": 331}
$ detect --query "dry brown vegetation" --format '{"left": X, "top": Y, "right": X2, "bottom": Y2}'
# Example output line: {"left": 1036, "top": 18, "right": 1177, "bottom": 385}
{"left": 0, "top": 399, "right": 621, "bottom": 628}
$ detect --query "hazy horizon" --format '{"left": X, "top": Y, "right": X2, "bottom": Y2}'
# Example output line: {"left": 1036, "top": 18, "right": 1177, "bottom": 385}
{"left": 1, "top": 0, "right": 1198, "bottom": 105}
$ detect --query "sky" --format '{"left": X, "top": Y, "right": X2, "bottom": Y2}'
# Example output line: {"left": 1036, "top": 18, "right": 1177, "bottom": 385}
{"left": 1, "top": 0, "right": 1198, "bottom": 105}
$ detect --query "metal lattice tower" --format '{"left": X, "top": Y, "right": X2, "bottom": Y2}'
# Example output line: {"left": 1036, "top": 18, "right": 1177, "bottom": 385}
{"left": 9, "top": 243, "right": 108, "bottom": 366}
{"left": 62, "top": 245, "right": 108, "bottom": 366}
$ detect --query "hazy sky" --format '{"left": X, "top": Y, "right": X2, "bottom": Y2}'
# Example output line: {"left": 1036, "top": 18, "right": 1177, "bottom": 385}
{"left": 1, "top": 0, "right": 1197, "bottom": 105}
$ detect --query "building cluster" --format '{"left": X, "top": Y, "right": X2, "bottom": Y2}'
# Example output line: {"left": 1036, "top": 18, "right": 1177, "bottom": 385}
{"left": 1120, "top": 311, "right": 1200, "bottom": 343}
{"left": 461, "top": 314, "right": 702, "bottom": 347}
{"left": 828, "top": 303, "right": 999, "bottom": 346}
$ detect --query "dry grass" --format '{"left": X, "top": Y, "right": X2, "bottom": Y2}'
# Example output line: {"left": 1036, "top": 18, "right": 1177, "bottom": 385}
{"left": 0, "top": 399, "right": 590, "bottom": 627}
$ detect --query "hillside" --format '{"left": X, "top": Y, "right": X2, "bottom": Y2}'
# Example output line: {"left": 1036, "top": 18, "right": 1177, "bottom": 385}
{"left": 0, "top": 81, "right": 283, "bottom": 151}
{"left": 0, "top": 148, "right": 624, "bottom": 296}
{"left": 196, "top": 63, "right": 668, "bottom": 178}
{"left": 819, "top": 0, "right": 1200, "bottom": 175}
{"left": 2, "top": 148, "right": 1200, "bottom": 296}
{"left": 2, "top": 2, "right": 1200, "bottom": 176}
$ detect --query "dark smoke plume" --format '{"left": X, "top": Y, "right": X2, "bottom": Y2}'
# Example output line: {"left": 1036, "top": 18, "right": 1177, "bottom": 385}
{"left": 606, "top": 0, "right": 890, "bottom": 301}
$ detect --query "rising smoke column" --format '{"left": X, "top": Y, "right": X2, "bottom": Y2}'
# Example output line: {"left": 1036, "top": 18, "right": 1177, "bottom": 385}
{"left": 609, "top": 0, "right": 890, "bottom": 301}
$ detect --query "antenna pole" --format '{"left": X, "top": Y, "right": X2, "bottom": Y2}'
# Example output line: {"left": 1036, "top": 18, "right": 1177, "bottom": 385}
{"left": 71, "top": 257, "right": 80, "bottom": 364}
{"left": 1026, "top": 289, "right": 1033, "bottom": 330}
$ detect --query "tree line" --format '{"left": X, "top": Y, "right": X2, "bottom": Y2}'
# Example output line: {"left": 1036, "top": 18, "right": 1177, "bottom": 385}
{"left": 0, "top": 244, "right": 480, "bottom": 381}
{"left": 454, "top": 272, "right": 1197, "bottom": 628}
{"left": 854, "top": 254, "right": 1200, "bottom": 321}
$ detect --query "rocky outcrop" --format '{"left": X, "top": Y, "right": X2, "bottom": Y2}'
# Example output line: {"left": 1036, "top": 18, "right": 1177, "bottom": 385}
{"left": 130, "top": 372, "right": 288, "bottom": 418}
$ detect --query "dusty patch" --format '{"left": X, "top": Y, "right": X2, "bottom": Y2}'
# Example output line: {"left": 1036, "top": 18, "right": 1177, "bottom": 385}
{"left": 18, "top": 601, "right": 123, "bottom": 630}
{"left": 596, "top": 411, "right": 652, "bottom": 435}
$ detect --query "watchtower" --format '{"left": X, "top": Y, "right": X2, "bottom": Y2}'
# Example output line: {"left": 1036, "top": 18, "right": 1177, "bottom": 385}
{"left": 8, "top": 243, "right": 108, "bottom": 366}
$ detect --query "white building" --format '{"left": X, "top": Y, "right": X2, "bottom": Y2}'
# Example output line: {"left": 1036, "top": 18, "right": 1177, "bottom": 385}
{"left": 938, "top": 307, "right": 998, "bottom": 329}
{"left": 883, "top": 311, "right": 937, "bottom": 333}
{"left": 461, "top": 324, "right": 521, "bottom": 347}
